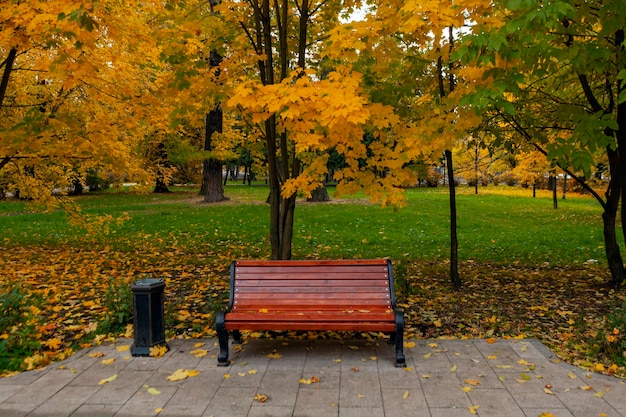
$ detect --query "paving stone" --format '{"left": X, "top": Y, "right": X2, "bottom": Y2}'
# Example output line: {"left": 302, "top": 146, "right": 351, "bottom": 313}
{"left": 69, "top": 404, "right": 121, "bottom": 417}
{"left": 521, "top": 407, "right": 575, "bottom": 417}
{"left": 421, "top": 372, "right": 472, "bottom": 408}
{"left": 381, "top": 388, "right": 429, "bottom": 417}
{"left": 1, "top": 339, "right": 626, "bottom": 417}
{"left": 29, "top": 385, "right": 100, "bottom": 417}
{"left": 339, "top": 407, "right": 385, "bottom": 417}
{"left": 467, "top": 388, "right": 526, "bottom": 417}
{"left": 114, "top": 386, "right": 177, "bottom": 417}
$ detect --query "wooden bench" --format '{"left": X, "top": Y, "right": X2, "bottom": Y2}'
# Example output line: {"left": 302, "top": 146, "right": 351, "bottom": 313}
{"left": 215, "top": 259, "right": 406, "bottom": 367}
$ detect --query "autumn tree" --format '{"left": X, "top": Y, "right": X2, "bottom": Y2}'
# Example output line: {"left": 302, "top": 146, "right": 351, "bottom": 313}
{"left": 0, "top": 2, "right": 163, "bottom": 206}
{"left": 221, "top": 0, "right": 413, "bottom": 259}
{"left": 458, "top": 0, "right": 626, "bottom": 286}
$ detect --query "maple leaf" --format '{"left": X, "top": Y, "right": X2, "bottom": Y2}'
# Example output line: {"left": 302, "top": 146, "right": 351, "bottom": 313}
{"left": 149, "top": 345, "right": 168, "bottom": 358}
{"left": 166, "top": 369, "right": 199, "bottom": 381}
{"left": 190, "top": 349, "right": 208, "bottom": 358}
{"left": 43, "top": 338, "right": 62, "bottom": 350}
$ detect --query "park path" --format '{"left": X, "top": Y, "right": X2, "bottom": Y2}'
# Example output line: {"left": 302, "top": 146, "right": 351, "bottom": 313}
{"left": 1, "top": 338, "right": 625, "bottom": 417}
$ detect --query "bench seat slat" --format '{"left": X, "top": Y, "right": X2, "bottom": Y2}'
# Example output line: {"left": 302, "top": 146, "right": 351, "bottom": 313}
{"left": 225, "top": 312, "right": 394, "bottom": 321}
{"left": 224, "top": 322, "right": 397, "bottom": 332}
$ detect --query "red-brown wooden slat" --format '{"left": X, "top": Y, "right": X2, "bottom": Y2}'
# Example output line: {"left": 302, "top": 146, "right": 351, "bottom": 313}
{"left": 225, "top": 312, "right": 394, "bottom": 321}
{"left": 224, "top": 322, "right": 397, "bottom": 331}
{"left": 235, "top": 259, "right": 389, "bottom": 267}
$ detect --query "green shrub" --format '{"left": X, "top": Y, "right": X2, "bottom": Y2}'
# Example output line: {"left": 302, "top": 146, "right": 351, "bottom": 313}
{"left": 0, "top": 284, "right": 41, "bottom": 371}
{"left": 589, "top": 302, "right": 626, "bottom": 367}
{"left": 96, "top": 278, "right": 134, "bottom": 335}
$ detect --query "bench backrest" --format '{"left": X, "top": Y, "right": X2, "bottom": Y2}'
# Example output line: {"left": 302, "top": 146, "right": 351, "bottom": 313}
{"left": 227, "top": 259, "right": 397, "bottom": 313}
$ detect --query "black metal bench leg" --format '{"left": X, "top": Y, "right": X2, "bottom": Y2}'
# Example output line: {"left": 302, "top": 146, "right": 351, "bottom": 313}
{"left": 216, "top": 312, "right": 230, "bottom": 366}
{"left": 233, "top": 330, "right": 243, "bottom": 344}
{"left": 395, "top": 312, "right": 406, "bottom": 367}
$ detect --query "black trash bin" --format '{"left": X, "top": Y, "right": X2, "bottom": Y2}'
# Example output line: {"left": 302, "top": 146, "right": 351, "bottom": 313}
{"left": 130, "top": 278, "right": 169, "bottom": 357}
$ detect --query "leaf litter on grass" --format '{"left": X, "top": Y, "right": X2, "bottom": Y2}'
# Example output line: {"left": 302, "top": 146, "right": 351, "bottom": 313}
{"left": 1, "top": 241, "right": 625, "bottom": 378}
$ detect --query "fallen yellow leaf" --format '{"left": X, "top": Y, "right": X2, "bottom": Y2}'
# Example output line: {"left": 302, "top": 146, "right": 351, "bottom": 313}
{"left": 149, "top": 345, "right": 168, "bottom": 358}
{"left": 116, "top": 345, "right": 130, "bottom": 352}
{"left": 147, "top": 387, "right": 161, "bottom": 395}
{"left": 403, "top": 391, "right": 410, "bottom": 399}
{"left": 194, "top": 342, "right": 206, "bottom": 348}
{"left": 469, "top": 405, "right": 480, "bottom": 415}
{"left": 155, "top": 407, "right": 163, "bottom": 413}
{"left": 267, "top": 352, "right": 283, "bottom": 359}
{"left": 166, "top": 368, "right": 199, "bottom": 381}
{"left": 248, "top": 370, "right": 258, "bottom": 375}
{"left": 594, "top": 391, "right": 605, "bottom": 398}
{"left": 190, "top": 349, "right": 208, "bottom": 358}
{"left": 254, "top": 394, "right": 268, "bottom": 403}
{"left": 99, "top": 374, "right": 118, "bottom": 385}
{"left": 464, "top": 378, "right": 481, "bottom": 386}
{"left": 405, "top": 341, "right": 416, "bottom": 348}
{"left": 462, "top": 386, "right": 473, "bottom": 392}
{"left": 89, "top": 352, "right": 106, "bottom": 358}
{"left": 544, "top": 388, "right": 555, "bottom": 395}
{"left": 450, "top": 365, "right": 458, "bottom": 372}
{"left": 101, "top": 358, "right": 116, "bottom": 365}
{"left": 43, "top": 338, "right": 62, "bottom": 350}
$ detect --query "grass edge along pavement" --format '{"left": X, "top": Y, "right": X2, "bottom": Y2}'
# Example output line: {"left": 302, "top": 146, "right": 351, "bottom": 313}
{"left": 1, "top": 185, "right": 624, "bottom": 377}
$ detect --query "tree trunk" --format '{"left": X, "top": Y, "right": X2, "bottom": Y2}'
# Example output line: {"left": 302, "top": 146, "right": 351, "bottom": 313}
{"left": 307, "top": 184, "right": 330, "bottom": 202}
{"left": 446, "top": 150, "right": 461, "bottom": 289}
{"left": 0, "top": 47, "right": 17, "bottom": 110}
{"left": 551, "top": 176, "right": 558, "bottom": 209}
{"left": 200, "top": 108, "right": 227, "bottom": 202}
{"left": 153, "top": 177, "right": 171, "bottom": 193}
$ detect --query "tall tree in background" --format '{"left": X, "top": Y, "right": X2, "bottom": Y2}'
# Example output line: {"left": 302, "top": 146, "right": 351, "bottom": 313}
{"left": 199, "top": 1, "right": 227, "bottom": 202}
{"left": 458, "top": 0, "right": 626, "bottom": 286}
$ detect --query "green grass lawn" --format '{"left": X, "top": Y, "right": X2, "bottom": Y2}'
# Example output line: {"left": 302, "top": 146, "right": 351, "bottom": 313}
{"left": 0, "top": 184, "right": 605, "bottom": 266}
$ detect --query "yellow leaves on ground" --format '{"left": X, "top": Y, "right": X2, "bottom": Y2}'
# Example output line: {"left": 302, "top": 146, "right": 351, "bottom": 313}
{"left": 149, "top": 345, "right": 168, "bottom": 358}
{"left": 101, "top": 358, "right": 116, "bottom": 365}
{"left": 99, "top": 374, "right": 118, "bottom": 385}
{"left": 464, "top": 378, "right": 481, "bottom": 386}
{"left": 299, "top": 376, "right": 320, "bottom": 385}
{"left": 190, "top": 349, "right": 209, "bottom": 358}
{"left": 147, "top": 387, "right": 161, "bottom": 395}
{"left": 253, "top": 394, "right": 268, "bottom": 403}
{"left": 468, "top": 405, "right": 480, "bottom": 415}
{"left": 166, "top": 369, "right": 199, "bottom": 382}
{"left": 43, "top": 338, "right": 63, "bottom": 350}
{"left": 266, "top": 352, "right": 283, "bottom": 359}
{"left": 116, "top": 345, "right": 130, "bottom": 352}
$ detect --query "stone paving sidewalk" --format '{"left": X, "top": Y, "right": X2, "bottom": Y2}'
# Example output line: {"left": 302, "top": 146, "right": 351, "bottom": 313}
{"left": 1, "top": 338, "right": 625, "bottom": 417}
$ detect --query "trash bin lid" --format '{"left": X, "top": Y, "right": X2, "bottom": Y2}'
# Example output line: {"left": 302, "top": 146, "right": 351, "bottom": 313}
{"left": 131, "top": 278, "right": 165, "bottom": 290}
